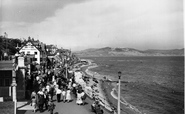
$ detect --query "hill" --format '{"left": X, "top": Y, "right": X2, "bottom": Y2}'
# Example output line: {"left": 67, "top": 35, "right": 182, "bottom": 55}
{"left": 74, "top": 47, "right": 184, "bottom": 57}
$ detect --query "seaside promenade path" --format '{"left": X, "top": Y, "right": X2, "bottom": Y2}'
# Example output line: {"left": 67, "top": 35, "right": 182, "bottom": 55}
{"left": 17, "top": 94, "right": 111, "bottom": 114}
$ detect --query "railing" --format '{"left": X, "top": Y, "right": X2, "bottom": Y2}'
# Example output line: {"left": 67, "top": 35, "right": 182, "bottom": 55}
{"left": 82, "top": 83, "right": 115, "bottom": 113}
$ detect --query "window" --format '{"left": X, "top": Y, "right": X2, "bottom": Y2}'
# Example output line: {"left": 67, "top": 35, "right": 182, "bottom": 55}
{"left": 34, "top": 58, "right": 37, "bottom": 61}
{"left": 35, "top": 52, "right": 37, "bottom": 55}
{"left": 5, "top": 79, "right": 10, "bottom": 86}
{"left": 0, "top": 79, "right": 10, "bottom": 87}
{"left": 0, "top": 79, "right": 3, "bottom": 86}
{"left": 27, "top": 51, "right": 30, "bottom": 55}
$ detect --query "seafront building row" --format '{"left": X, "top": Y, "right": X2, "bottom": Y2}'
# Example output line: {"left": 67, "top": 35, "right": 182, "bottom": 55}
{"left": 0, "top": 36, "right": 78, "bottom": 99}
{"left": 0, "top": 37, "right": 115, "bottom": 114}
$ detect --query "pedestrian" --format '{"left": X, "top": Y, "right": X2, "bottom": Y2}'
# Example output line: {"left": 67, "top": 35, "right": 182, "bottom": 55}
{"left": 91, "top": 100, "right": 100, "bottom": 113}
{"left": 61, "top": 88, "right": 66, "bottom": 103}
{"left": 31, "top": 95, "right": 37, "bottom": 113}
{"left": 72, "top": 83, "right": 77, "bottom": 97}
{"left": 66, "top": 88, "right": 71, "bottom": 102}
{"left": 46, "top": 83, "right": 50, "bottom": 93}
{"left": 31, "top": 90, "right": 36, "bottom": 104}
{"left": 76, "top": 90, "right": 83, "bottom": 105}
{"left": 56, "top": 87, "right": 62, "bottom": 102}
{"left": 49, "top": 83, "right": 55, "bottom": 101}
{"left": 95, "top": 104, "right": 104, "bottom": 114}
{"left": 81, "top": 90, "right": 87, "bottom": 105}
{"left": 37, "top": 89, "right": 44, "bottom": 112}
{"left": 48, "top": 100, "right": 55, "bottom": 114}
{"left": 43, "top": 89, "right": 49, "bottom": 110}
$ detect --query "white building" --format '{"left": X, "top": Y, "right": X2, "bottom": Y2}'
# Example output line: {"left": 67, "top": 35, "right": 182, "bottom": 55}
{"left": 19, "top": 39, "right": 46, "bottom": 64}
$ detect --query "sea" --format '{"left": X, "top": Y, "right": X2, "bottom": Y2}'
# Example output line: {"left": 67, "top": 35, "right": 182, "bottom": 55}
{"left": 81, "top": 56, "right": 184, "bottom": 114}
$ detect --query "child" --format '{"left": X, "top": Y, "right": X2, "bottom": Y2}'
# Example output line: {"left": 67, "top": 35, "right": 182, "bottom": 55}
{"left": 48, "top": 100, "right": 55, "bottom": 114}
{"left": 62, "top": 88, "right": 66, "bottom": 103}
{"left": 31, "top": 96, "right": 37, "bottom": 113}
{"left": 66, "top": 88, "right": 71, "bottom": 103}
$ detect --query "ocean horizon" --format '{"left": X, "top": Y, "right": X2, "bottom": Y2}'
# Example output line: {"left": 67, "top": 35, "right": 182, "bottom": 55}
{"left": 81, "top": 56, "right": 184, "bottom": 114}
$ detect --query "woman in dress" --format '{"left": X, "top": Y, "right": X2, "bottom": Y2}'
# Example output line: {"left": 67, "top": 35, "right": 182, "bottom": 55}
{"left": 31, "top": 91, "right": 37, "bottom": 113}
{"left": 31, "top": 96, "right": 37, "bottom": 113}
{"left": 76, "top": 90, "right": 83, "bottom": 105}
{"left": 66, "top": 88, "right": 71, "bottom": 102}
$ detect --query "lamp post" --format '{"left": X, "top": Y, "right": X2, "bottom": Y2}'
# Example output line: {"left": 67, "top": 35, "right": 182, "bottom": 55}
{"left": 12, "top": 56, "right": 18, "bottom": 114}
{"left": 117, "top": 71, "right": 121, "bottom": 114}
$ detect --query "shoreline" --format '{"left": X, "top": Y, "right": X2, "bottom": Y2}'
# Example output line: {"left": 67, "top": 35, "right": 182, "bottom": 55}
{"left": 82, "top": 59, "right": 143, "bottom": 114}
{"left": 80, "top": 60, "right": 113, "bottom": 112}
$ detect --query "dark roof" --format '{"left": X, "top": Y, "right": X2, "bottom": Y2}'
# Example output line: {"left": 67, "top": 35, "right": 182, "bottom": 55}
{"left": 32, "top": 41, "right": 39, "bottom": 46}
{"left": 46, "top": 45, "right": 53, "bottom": 49}
{"left": 0, "top": 61, "right": 13, "bottom": 70}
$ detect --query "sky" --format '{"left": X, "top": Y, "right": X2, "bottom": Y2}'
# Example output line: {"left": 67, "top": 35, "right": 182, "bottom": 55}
{"left": 0, "top": 0, "right": 184, "bottom": 51}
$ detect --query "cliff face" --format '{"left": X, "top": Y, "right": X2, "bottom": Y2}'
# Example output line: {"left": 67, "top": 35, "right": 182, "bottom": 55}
{"left": 74, "top": 47, "right": 184, "bottom": 57}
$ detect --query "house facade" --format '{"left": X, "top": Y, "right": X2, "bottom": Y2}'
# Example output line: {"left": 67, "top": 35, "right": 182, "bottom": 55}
{"left": 19, "top": 41, "right": 41, "bottom": 64}
{"left": 46, "top": 45, "right": 57, "bottom": 55}
{"left": 19, "top": 38, "right": 47, "bottom": 65}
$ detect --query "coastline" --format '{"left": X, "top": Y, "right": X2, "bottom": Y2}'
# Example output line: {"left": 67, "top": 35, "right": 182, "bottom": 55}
{"left": 81, "top": 59, "right": 143, "bottom": 114}
{"left": 80, "top": 60, "right": 113, "bottom": 112}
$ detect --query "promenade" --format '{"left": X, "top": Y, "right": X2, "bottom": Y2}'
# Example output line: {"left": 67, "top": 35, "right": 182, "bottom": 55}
{"left": 17, "top": 94, "right": 110, "bottom": 114}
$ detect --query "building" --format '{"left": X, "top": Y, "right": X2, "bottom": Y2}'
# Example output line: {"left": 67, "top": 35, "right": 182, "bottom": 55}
{"left": 0, "top": 57, "right": 26, "bottom": 101}
{"left": 46, "top": 45, "right": 58, "bottom": 55}
{"left": 0, "top": 61, "right": 13, "bottom": 101}
{"left": 19, "top": 37, "right": 47, "bottom": 65}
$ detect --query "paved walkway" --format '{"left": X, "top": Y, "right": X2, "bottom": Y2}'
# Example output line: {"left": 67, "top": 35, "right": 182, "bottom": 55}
{"left": 17, "top": 95, "right": 111, "bottom": 114}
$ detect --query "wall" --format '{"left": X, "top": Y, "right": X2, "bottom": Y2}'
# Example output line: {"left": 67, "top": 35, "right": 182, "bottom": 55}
{"left": 0, "top": 70, "right": 12, "bottom": 100}
{"left": 16, "top": 68, "right": 26, "bottom": 100}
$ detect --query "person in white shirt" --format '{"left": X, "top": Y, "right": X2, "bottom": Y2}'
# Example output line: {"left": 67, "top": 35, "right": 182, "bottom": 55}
{"left": 46, "top": 83, "right": 50, "bottom": 93}
{"left": 36, "top": 76, "right": 40, "bottom": 81}
{"left": 52, "top": 75, "right": 55, "bottom": 82}
{"left": 56, "top": 87, "right": 62, "bottom": 102}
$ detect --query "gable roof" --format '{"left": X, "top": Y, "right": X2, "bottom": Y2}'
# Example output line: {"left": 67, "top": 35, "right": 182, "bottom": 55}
{"left": 19, "top": 39, "right": 40, "bottom": 52}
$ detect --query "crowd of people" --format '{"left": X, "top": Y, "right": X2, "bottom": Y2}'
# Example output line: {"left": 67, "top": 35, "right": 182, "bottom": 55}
{"left": 27, "top": 62, "right": 103, "bottom": 114}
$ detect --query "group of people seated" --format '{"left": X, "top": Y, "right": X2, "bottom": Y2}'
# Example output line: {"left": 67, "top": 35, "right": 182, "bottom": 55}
{"left": 91, "top": 98, "right": 104, "bottom": 114}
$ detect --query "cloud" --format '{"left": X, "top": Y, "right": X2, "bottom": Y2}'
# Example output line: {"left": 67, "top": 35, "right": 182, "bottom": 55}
{"left": 0, "top": 0, "right": 86, "bottom": 23}
{"left": 1, "top": 0, "right": 183, "bottom": 51}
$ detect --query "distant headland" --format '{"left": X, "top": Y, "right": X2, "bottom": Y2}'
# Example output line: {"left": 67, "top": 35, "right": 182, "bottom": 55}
{"left": 74, "top": 47, "right": 184, "bottom": 57}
